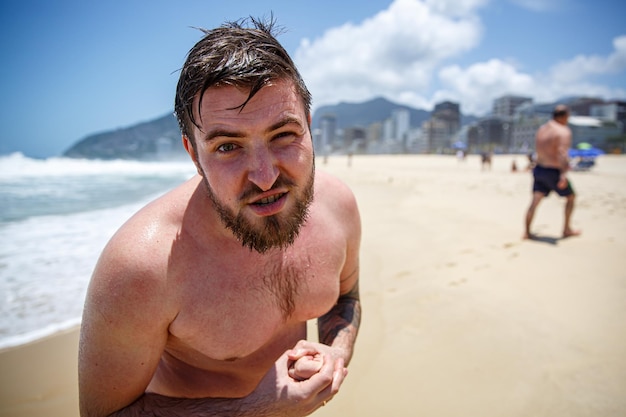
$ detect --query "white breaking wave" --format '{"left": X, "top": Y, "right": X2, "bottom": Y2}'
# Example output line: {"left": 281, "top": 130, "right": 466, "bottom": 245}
{"left": 0, "top": 152, "right": 194, "bottom": 178}
{"left": 0, "top": 153, "right": 197, "bottom": 349}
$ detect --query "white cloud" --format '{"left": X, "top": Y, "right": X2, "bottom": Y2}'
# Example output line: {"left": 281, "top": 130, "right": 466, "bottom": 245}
{"left": 295, "top": 0, "right": 484, "bottom": 109}
{"left": 425, "top": 0, "right": 489, "bottom": 17}
{"left": 295, "top": 0, "right": 626, "bottom": 118}
{"left": 436, "top": 59, "right": 535, "bottom": 114}
{"left": 549, "top": 35, "right": 626, "bottom": 82}
{"left": 433, "top": 35, "right": 626, "bottom": 115}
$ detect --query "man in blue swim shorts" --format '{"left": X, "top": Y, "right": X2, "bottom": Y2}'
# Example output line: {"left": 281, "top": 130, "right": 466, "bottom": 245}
{"left": 524, "top": 105, "right": 581, "bottom": 239}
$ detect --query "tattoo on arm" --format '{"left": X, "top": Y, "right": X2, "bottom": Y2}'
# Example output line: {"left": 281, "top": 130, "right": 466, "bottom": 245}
{"left": 317, "top": 268, "right": 361, "bottom": 362}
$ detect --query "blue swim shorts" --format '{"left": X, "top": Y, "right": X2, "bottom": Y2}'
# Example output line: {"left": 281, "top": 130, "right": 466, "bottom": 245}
{"left": 532, "top": 165, "right": 574, "bottom": 197}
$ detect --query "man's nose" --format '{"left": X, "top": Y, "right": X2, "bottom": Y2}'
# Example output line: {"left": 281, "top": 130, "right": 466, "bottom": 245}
{"left": 247, "top": 146, "right": 279, "bottom": 191}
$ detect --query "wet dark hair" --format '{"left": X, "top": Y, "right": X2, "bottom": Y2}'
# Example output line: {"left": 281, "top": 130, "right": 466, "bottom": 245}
{"left": 174, "top": 16, "right": 312, "bottom": 144}
{"left": 553, "top": 104, "right": 569, "bottom": 119}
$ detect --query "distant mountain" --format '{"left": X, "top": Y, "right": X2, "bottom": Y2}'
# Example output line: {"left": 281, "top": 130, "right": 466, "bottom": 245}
{"left": 64, "top": 113, "right": 185, "bottom": 160}
{"left": 312, "top": 96, "right": 478, "bottom": 130}
{"left": 312, "top": 97, "right": 429, "bottom": 129}
{"left": 63, "top": 97, "right": 479, "bottom": 160}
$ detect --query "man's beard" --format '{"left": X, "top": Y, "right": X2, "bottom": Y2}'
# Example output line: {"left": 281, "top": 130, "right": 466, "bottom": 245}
{"left": 200, "top": 167, "right": 315, "bottom": 254}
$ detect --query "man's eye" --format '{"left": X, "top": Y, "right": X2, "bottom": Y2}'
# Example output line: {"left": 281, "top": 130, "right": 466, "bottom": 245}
{"left": 217, "top": 143, "right": 238, "bottom": 152}
{"left": 274, "top": 131, "right": 295, "bottom": 140}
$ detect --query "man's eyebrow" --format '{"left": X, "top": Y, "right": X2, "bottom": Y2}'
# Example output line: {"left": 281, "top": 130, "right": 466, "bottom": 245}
{"left": 266, "top": 116, "right": 306, "bottom": 134}
{"left": 202, "top": 128, "right": 244, "bottom": 142}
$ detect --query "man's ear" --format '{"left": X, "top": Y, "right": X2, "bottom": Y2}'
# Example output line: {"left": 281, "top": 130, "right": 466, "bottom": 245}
{"left": 182, "top": 135, "right": 202, "bottom": 175}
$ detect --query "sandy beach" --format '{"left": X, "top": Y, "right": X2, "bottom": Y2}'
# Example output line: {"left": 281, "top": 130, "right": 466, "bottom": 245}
{"left": 1, "top": 154, "right": 625, "bottom": 417}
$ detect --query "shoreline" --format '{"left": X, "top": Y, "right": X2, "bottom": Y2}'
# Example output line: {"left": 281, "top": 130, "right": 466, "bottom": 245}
{"left": 0, "top": 318, "right": 82, "bottom": 352}
{"left": 1, "top": 153, "right": 625, "bottom": 417}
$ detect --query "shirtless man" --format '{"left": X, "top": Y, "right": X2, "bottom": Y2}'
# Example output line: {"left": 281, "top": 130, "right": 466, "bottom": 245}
{"left": 524, "top": 104, "right": 580, "bottom": 239}
{"left": 78, "top": 17, "right": 361, "bottom": 416}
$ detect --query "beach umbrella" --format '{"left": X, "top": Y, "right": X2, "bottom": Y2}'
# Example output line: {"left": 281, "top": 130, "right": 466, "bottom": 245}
{"left": 569, "top": 147, "right": 605, "bottom": 158}
{"left": 452, "top": 141, "right": 466, "bottom": 149}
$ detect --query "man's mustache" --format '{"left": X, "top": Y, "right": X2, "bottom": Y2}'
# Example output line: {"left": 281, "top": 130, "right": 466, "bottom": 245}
{"left": 238, "top": 176, "right": 297, "bottom": 202}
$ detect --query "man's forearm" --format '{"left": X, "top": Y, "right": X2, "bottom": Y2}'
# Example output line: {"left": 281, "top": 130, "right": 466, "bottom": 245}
{"left": 109, "top": 392, "right": 272, "bottom": 417}
{"left": 317, "top": 283, "right": 361, "bottom": 364}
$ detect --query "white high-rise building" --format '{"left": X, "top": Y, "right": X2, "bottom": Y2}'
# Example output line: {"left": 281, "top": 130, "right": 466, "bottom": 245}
{"left": 319, "top": 114, "right": 337, "bottom": 152}
{"left": 391, "top": 109, "right": 410, "bottom": 141}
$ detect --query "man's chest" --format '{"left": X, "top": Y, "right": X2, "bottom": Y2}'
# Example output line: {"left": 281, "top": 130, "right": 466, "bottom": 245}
{"left": 167, "top": 236, "right": 344, "bottom": 360}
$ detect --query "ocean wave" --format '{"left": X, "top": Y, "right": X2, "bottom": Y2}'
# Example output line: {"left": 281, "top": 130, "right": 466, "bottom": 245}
{"left": 0, "top": 197, "right": 149, "bottom": 347}
{"left": 0, "top": 153, "right": 196, "bottom": 223}
{"left": 0, "top": 157, "right": 195, "bottom": 347}
{"left": 0, "top": 152, "right": 195, "bottom": 179}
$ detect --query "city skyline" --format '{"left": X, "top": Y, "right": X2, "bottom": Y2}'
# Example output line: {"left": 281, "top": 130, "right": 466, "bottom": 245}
{"left": 314, "top": 94, "right": 623, "bottom": 155}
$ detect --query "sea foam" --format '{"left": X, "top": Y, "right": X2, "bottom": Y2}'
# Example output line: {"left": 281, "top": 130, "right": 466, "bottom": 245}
{"left": 0, "top": 153, "right": 196, "bottom": 348}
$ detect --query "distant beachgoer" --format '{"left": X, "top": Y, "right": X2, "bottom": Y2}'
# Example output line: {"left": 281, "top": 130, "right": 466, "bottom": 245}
{"left": 525, "top": 152, "right": 536, "bottom": 171}
{"left": 78, "top": 16, "right": 361, "bottom": 416}
{"left": 524, "top": 104, "right": 581, "bottom": 239}
{"left": 481, "top": 151, "right": 492, "bottom": 171}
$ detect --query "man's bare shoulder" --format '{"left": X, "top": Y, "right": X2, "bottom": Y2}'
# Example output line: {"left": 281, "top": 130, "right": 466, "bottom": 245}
{"left": 314, "top": 170, "right": 357, "bottom": 211}
{"left": 312, "top": 170, "right": 360, "bottom": 238}
{"left": 95, "top": 176, "right": 201, "bottom": 284}
{"left": 538, "top": 120, "right": 570, "bottom": 137}
{"left": 314, "top": 170, "right": 354, "bottom": 198}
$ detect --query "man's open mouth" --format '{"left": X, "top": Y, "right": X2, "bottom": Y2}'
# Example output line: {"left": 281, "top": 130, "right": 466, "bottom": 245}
{"left": 252, "top": 193, "right": 286, "bottom": 206}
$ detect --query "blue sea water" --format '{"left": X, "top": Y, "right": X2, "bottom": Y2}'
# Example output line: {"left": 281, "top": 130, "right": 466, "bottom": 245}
{"left": 0, "top": 153, "right": 196, "bottom": 348}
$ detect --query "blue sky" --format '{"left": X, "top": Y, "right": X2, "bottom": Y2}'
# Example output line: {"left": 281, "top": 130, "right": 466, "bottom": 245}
{"left": 1, "top": 0, "right": 624, "bottom": 158}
